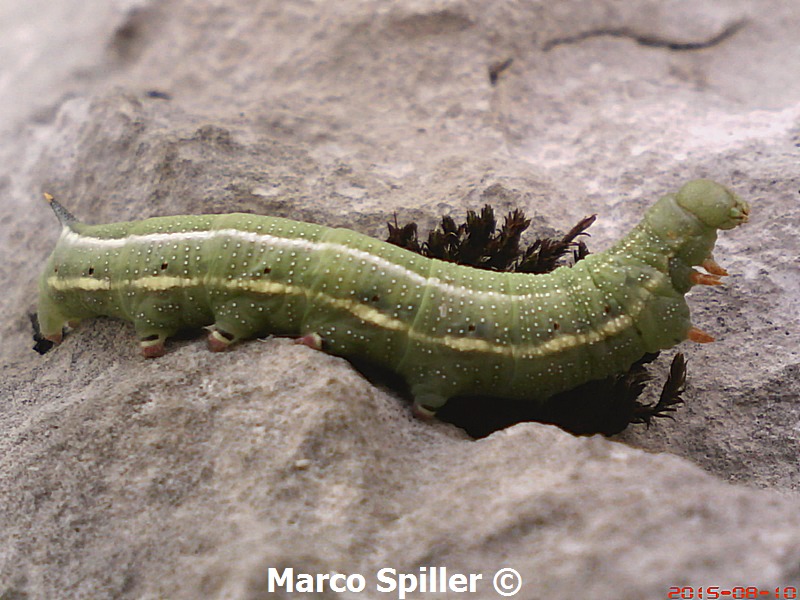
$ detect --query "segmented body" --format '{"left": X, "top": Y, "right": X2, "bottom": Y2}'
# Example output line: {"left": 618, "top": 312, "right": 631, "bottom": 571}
{"left": 37, "top": 180, "right": 749, "bottom": 412}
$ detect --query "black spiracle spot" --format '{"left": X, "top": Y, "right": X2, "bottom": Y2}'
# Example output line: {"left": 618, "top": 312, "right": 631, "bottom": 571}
{"left": 552, "top": 322, "right": 560, "bottom": 331}
{"left": 88, "top": 267, "right": 95, "bottom": 275}
{"left": 161, "top": 262, "right": 169, "bottom": 270}
{"left": 263, "top": 267, "right": 272, "bottom": 274}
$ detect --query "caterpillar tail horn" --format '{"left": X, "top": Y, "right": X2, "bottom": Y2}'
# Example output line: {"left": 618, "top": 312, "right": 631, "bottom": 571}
{"left": 43, "top": 193, "right": 79, "bottom": 229}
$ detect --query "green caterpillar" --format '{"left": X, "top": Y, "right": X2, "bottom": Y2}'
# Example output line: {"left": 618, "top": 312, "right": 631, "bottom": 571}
{"left": 37, "top": 180, "right": 749, "bottom": 414}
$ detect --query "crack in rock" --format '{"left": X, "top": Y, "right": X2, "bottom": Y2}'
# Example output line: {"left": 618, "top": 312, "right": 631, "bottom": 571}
{"left": 543, "top": 20, "right": 746, "bottom": 52}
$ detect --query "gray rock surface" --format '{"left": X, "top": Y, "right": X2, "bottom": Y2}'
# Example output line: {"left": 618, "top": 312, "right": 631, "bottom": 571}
{"left": 1, "top": 0, "right": 799, "bottom": 598}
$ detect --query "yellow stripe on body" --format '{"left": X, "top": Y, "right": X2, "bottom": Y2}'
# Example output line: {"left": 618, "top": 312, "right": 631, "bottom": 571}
{"left": 47, "top": 276, "right": 112, "bottom": 291}
{"left": 46, "top": 270, "right": 656, "bottom": 358}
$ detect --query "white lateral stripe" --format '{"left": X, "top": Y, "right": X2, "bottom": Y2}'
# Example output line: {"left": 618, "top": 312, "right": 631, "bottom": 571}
{"left": 60, "top": 228, "right": 592, "bottom": 303}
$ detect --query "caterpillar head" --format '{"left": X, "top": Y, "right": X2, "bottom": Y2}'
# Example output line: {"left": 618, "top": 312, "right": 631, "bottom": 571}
{"left": 676, "top": 179, "right": 750, "bottom": 230}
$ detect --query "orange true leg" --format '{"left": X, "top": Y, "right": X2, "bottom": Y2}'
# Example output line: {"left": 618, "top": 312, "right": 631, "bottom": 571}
{"left": 690, "top": 270, "right": 723, "bottom": 286}
{"left": 702, "top": 257, "right": 729, "bottom": 276}
{"left": 688, "top": 326, "right": 715, "bottom": 343}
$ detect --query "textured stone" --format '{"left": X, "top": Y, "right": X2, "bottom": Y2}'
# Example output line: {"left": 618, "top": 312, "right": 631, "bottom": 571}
{"left": 1, "top": 1, "right": 799, "bottom": 598}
